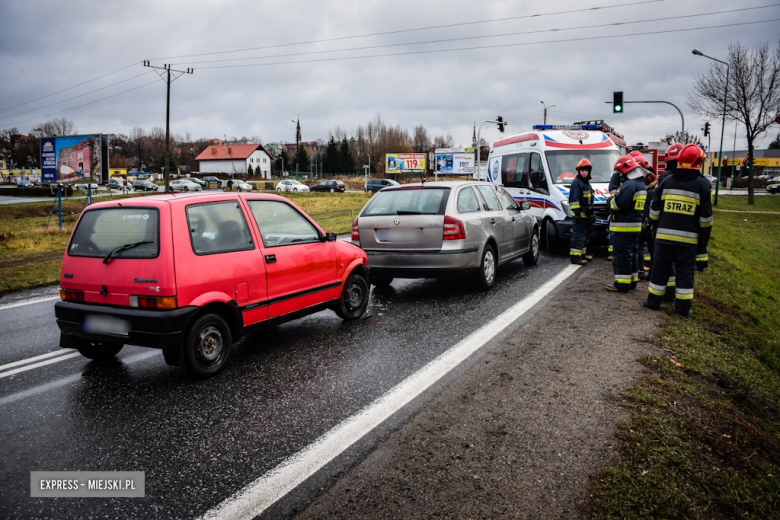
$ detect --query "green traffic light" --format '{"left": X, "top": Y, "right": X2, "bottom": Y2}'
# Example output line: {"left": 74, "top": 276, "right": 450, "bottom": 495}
{"left": 615, "top": 105, "right": 622, "bottom": 112}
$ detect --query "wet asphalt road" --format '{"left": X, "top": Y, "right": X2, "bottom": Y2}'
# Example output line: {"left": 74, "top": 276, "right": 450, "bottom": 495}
{"left": 0, "top": 253, "right": 571, "bottom": 519}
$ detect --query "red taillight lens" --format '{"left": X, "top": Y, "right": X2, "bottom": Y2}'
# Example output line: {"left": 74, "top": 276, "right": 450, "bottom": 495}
{"left": 351, "top": 218, "right": 360, "bottom": 243}
{"left": 443, "top": 216, "right": 466, "bottom": 240}
{"left": 130, "top": 295, "right": 177, "bottom": 310}
{"left": 60, "top": 289, "right": 84, "bottom": 302}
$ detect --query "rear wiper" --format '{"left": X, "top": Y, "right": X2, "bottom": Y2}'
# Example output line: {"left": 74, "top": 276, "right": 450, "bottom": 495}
{"left": 103, "top": 241, "right": 153, "bottom": 264}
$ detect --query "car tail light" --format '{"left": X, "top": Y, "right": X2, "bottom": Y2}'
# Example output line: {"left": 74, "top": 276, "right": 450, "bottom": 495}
{"left": 130, "top": 295, "right": 177, "bottom": 309}
{"left": 443, "top": 216, "right": 466, "bottom": 240}
{"left": 351, "top": 218, "right": 360, "bottom": 243}
{"left": 60, "top": 289, "right": 84, "bottom": 302}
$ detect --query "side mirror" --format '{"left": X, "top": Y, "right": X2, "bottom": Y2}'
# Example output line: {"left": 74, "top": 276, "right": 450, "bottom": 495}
{"left": 521, "top": 200, "right": 531, "bottom": 211}
{"left": 325, "top": 232, "right": 337, "bottom": 242}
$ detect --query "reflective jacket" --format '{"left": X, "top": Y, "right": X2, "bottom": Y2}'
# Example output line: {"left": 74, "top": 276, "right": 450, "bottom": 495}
{"left": 649, "top": 169, "right": 713, "bottom": 248}
{"left": 609, "top": 177, "right": 646, "bottom": 234}
{"left": 569, "top": 174, "right": 594, "bottom": 218}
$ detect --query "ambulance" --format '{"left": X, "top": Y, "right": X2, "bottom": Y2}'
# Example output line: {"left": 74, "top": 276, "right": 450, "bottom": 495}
{"left": 485, "top": 122, "right": 627, "bottom": 253}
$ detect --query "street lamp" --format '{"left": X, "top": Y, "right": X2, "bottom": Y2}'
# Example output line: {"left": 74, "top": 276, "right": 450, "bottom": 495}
{"left": 692, "top": 49, "right": 729, "bottom": 206}
{"left": 541, "top": 101, "right": 556, "bottom": 125}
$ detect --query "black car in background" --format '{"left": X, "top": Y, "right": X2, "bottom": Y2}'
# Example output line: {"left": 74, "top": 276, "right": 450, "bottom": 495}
{"left": 365, "top": 178, "right": 400, "bottom": 193}
{"left": 311, "top": 180, "right": 346, "bottom": 193}
{"left": 133, "top": 180, "right": 159, "bottom": 192}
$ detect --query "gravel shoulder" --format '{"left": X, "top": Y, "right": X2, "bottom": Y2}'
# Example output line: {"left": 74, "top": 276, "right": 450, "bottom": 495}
{"left": 297, "top": 256, "right": 663, "bottom": 519}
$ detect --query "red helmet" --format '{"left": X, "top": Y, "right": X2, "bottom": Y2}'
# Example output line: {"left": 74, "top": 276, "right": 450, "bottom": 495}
{"left": 629, "top": 150, "right": 644, "bottom": 158}
{"left": 634, "top": 154, "right": 650, "bottom": 169}
{"left": 614, "top": 155, "right": 640, "bottom": 176}
{"left": 665, "top": 143, "right": 683, "bottom": 161}
{"left": 576, "top": 158, "right": 592, "bottom": 171}
{"left": 678, "top": 144, "right": 706, "bottom": 170}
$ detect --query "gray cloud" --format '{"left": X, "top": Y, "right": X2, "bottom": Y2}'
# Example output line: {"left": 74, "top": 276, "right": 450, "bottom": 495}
{"left": 1, "top": 0, "right": 778, "bottom": 149}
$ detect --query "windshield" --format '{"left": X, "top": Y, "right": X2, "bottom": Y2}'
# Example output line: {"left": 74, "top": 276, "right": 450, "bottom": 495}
{"left": 291, "top": 180, "right": 304, "bottom": 185}
{"left": 545, "top": 150, "right": 621, "bottom": 184}
{"left": 69, "top": 208, "right": 159, "bottom": 259}
{"left": 362, "top": 188, "right": 450, "bottom": 216}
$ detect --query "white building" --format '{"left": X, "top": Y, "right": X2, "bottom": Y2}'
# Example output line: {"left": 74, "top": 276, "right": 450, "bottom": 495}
{"left": 196, "top": 143, "right": 273, "bottom": 178}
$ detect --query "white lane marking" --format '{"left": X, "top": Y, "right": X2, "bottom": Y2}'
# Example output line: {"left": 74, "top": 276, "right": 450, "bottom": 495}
{"left": 201, "top": 264, "right": 580, "bottom": 520}
{"left": 0, "top": 349, "right": 76, "bottom": 372}
{"left": 0, "top": 352, "right": 83, "bottom": 379}
{"left": 0, "top": 296, "right": 60, "bottom": 312}
{"left": 0, "top": 350, "right": 160, "bottom": 407}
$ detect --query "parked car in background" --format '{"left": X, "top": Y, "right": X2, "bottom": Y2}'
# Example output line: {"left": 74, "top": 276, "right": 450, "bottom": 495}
{"left": 16, "top": 179, "right": 34, "bottom": 187}
{"left": 277, "top": 179, "right": 310, "bottom": 192}
{"left": 55, "top": 192, "right": 369, "bottom": 377}
{"left": 766, "top": 183, "right": 779, "bottom": 194}
{"left": 74, "top": 182, "right": 100, "bottom": 191}
{"left": 221, "top": 179, "right": 253, "bottom": 192}
{"left": 133, "top": 179, "right": 159, "bottom": 192}
{"left": 187, "top": 178, "right": 207, "bottom": 188}
{"left": 167, "top": 179, "right": 203, "bottom": 192}
{"left": 202, "top": 176, "right": 223, "bottom": 188}
{"left": 311, "top": 180, "right": 346, "bottom": 193}
{"left": 365, "top": 178, "right": 400, "bottom": 193}
{"left": 107, "top": 178, "right": 130, "bottom": 191}
{"left": 703, "top": 175, "right": 718, "bottom": 186}
{"left": 352, "top": 181, "right": 540, "bottom": 290}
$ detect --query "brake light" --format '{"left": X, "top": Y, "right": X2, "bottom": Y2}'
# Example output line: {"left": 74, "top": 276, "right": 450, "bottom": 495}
{"left": 60, "top": 289, "right": 84, "bottom": 302}
{"left": 443, "top": 216, "right": 466, "bottom": 240}
{"left": 351, "top": 218, "right": 360, "bottom": 243}
{"left": 130, "top": 295, "right": 177, "bottom": 309}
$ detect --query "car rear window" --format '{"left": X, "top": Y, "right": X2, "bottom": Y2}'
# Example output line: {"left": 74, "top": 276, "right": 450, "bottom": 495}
{"left": 362, "top": 188, "right": 450, "bottom": 216}
{"left": 187, "top": 201, "right": 254, "bottom": 254}
{"left": 69, "top": 208, "right": 159, "bottom": 259}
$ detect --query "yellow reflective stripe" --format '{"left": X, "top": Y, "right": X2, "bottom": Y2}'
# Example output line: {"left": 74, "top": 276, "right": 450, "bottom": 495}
{"left": 611, "top": 226, "right": 642, "bottom": 233}
{"left": 661, "top": 194, "right": 700, "bottom": 205}
{"left": 656, "top": 233, "right": 697, "bottom": 244}
{"left": 700, "top": 221, "right": 713, "bottom": 228}
{"left": 570, "top": 203, "right": 581, "bottom": 209}
{"left": 615, "top": 278, "right": 632, "bottom": 284}
{"left": 583, "top": 193, "right": 592, "bottom": 198}
{"left": 649, "top": 213, "right": 660, "bottom": 220}
{"left": 675, "top": 293, "right": 694, "bottom": 300}
{"left": 648, "top": 285, "right": 665, "bottom": 296}
{"left": 610, "top": 198, "right": 619, "bottom": 211}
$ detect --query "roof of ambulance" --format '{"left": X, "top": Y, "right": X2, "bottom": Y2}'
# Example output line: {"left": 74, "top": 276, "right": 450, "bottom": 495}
{"left": 492, "top": 126, "right": 625, "bottom": 150}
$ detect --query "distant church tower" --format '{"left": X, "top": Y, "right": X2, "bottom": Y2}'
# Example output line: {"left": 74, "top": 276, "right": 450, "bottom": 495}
{"left": 472, "top": 123, "right": 477, "bottom": 149}
{"left": 295, "top": 118, "right": 301, "bottom": 150}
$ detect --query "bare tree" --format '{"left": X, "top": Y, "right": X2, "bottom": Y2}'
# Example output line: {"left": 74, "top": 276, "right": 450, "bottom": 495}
{"left": 688, "top": 41, "right": 780, "bottom": 203}
{"left": 30, "top": 117, "right": 78, "bottom": 138}
{"left": 659, "top": 131, "right": 702, "bottom": 146}
{"left": 412, "top": 124, "right": 431, "bottom": 152}
{"left": 129, "top": 126, "right": 146, "bottom": 169}
{"left": 432, "top": 134, "right": 455, "bottom": 149}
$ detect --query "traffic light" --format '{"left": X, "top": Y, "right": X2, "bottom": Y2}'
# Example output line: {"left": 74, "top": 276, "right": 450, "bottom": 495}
{"left": 703, "top": 122, "right": 710, "bottom": 136}
{"left": 613, "top": 92, "right": 623, "bottom": 113}
{"left": 497, "top": 116, "right": 505, "bottom": 133}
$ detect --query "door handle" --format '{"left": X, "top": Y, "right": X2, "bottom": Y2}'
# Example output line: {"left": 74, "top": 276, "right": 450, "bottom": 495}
{"left": 511, "top": 216, "right": 517, "bottom": 222}
{"left": 490, "top": 219, "right": 496, "bottom": 224}
{"left": 265, "top": 254, "right": 276, "bottom": 263}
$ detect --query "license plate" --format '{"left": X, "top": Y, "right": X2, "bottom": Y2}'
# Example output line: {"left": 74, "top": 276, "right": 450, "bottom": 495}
{"left": 376, "top": 228, "right": 422, "bottom": 242}
{"left": 83, "top": 315, "right": 130, "bottom": 336}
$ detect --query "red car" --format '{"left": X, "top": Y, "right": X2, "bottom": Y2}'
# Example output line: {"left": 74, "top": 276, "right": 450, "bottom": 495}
{"left": 55, "top": 192, "right": 369, "bottom": 377}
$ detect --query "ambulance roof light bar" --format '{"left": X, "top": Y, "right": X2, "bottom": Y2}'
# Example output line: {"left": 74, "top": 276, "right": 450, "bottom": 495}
{"left": 532, "top": 124, "right": 600, "bottom": 131}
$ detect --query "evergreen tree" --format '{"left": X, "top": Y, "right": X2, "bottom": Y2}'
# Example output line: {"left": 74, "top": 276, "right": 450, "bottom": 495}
{"left": 255, "top": 164, "right": 261, "bottom": 175}
{"left": 323, "top": 137, "right": 339, "bottom": 174}
{"left": 769, "top": 132, "right": 780, "bottom": 150}
{"left": 248, "top": 164, "right": 253, "bottom": 175}
{"left": 275, "top": 149, "right": 291, "bottom": 175}
{"left": 293, "top": 145, "right": 310, "bottom": 174}
{"left": 338, "top": 138, "right": 355, "bottom": 174}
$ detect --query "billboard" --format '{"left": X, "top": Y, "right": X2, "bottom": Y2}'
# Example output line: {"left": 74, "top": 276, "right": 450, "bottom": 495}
{"left": 386, "top": 153, "right": 426, "bottom": 173}
{"left": 40, "top": 134, "right": 109, "bottom": 184}
{"left": 434, "top": 152, "right": 475, "bottom": 174}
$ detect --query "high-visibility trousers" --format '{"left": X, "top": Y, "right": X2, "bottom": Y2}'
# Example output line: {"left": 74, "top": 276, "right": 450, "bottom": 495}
{"left": 612, "top": 232, "right": 639, "bottom": 292}
{"left": 647, "top": 242, "right": 696, "bottom": 314}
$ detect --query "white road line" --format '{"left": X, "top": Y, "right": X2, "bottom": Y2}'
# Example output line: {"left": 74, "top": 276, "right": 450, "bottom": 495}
{"left": 0, "top": 296, "right": 60, "bottom": 312}
{"left": 0, "top": 352, "right": 83, "bottom": 379}
{"left": 201, "top": 264, "right": 580, "bottom": 520}
{"left": 0, "top": 349, "right": 76, "bottom": 372}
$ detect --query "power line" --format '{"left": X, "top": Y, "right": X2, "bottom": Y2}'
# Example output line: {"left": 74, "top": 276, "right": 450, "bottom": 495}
{"left": 196, "top": 18, "right": 780, "bottom": 70}
{"left": 0, "top": 71, "right": 155, "bottom": 122}
{"left": 0, "top": 62, "right": 141, "bottom": 113}
{"left": 172, "top": 4, "right": 779, "bottom": 67}
{"left": 0, "top": 79, "right": 159, "bottom": 129}
{"left": 151, "top": 0, "right": 665, "bottom": 61}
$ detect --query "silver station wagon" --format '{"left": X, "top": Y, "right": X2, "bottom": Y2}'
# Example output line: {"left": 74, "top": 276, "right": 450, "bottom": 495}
{"left": 351, "top": 181, "right": 540, "bottom": 290}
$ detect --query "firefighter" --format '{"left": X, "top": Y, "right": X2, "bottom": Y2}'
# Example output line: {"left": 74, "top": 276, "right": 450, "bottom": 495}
{"left": 644, "top": 144, "right": 712, "bottom": 316}
{"left": 569, "top": 158, "right": 595, "bottom": 265}
{"left": 633, "top": 154, "right": 657, "bottom": 279}
{"left": 658, "top": 142, "right": 683, "bottom": 183}
{"left": 605, "top": 155, "right": 646, "bottom": 293}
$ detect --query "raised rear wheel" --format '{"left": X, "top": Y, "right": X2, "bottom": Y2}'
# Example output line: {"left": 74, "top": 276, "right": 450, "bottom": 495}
{"left": 335, "top": 273, "right": 369, "bottom": 320}
{"left": 183, "top": 313, "right": 232, "bottom": 378}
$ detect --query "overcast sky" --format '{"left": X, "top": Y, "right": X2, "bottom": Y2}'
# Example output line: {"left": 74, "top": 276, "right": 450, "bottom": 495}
{"left": 1, "top": 0, "right": 778, "bottom": 152}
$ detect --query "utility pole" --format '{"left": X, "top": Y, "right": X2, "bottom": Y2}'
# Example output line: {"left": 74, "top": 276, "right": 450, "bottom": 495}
{"left": 541, "top": 101, "right": 556, "bottom": 125}
{"left": 143, "top": 60, "right": 193, "bottom": 192}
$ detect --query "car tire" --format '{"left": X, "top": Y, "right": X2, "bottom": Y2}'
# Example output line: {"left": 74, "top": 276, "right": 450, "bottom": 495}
{"left": 334, "top": 272, "right": 369, "bottom": 320}
{"left": 184, "top": 186, "right": 189, "bottom": 191}
{"left": 293, "top": 188, "right": 297, "bottom": 192}
{"left": 371, "top": 277, "right": 393, "bottom": 287}
{"left": 183, "top": 313, "right": 232, "bottom": 378}
{"left": 277, "top": 188, "right": 282, "bottom": 192}
{"left": 330, "top": 188, "right": 335, "bottom": 193}
{"left": 475, "top": 243, "right": 497, "bottom": 291}
{"left": 522, "top": 228, "right": 540, "bottom": 266}
{"left": 61, "top": 333, "right": 123, "bottom": 360}
{"left": 545, "top": 219, "right": 561, "bottom": 255}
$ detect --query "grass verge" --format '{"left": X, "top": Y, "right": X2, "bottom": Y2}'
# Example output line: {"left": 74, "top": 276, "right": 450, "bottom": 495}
{"left": 0, "top": 191, "right": 371, "bottom": 295}
{"left": 588, "top": 195, "right": 780, "bottom": 518}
